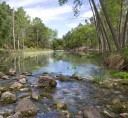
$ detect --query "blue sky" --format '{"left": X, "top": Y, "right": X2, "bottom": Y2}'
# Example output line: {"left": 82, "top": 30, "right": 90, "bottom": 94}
{"left": 3, "top": 0, "right": 93, "bottom": 38}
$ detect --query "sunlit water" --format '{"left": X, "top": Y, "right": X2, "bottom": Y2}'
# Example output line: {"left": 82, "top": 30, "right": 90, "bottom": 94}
{"left": 0, "top": 51, "right": 102, "bottom": 117}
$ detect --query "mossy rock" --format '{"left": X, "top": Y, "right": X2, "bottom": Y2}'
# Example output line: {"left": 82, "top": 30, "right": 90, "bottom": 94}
{"left": 40, "top": 92, "right": 53, "bottom": 99}
{"left": 111, "top": 104, "right": 128, "bottom": 113}
{"left": 1, "top": 97, "right": 15, "bottom": 105}
{"left": 57, "top": 102, "right": 67, "bottom": 110}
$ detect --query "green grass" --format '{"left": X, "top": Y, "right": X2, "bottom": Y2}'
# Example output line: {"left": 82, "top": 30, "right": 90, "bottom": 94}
{"left": 113, "top": 72, "right": 128, "bottom": 79}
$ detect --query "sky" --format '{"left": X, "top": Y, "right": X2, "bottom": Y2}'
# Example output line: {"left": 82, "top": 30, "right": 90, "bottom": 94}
{"left": 3, "top": 0, "right": 93, "bottom": 38}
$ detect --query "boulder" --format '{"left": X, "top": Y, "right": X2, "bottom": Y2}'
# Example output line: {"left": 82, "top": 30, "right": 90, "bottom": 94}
{"left": 0, "top": 72, "right": 9, "bottom": 79}
{"left": 15, "top": 98, "right": 39, "bottom": 117}
{"left": 10, "top": 82, "right": 23, "bottom": 90}
{"left": 104, "top": 54, "right": 127, "bottom": 70}
{"left": 20, "top": 88, "right": 29, "bottom": 92}
{"left": 35, "top": 76, "right": 57, "bottom": 88}
{"left": 9, "top": 68, "right": 16, "bottom": 75}
{"left": 1, "top": 91, "right": 16, "bottom": 104}
{"left": 16, "top": 75, "right": 27, "bottom": 84}
{"left": 83, "top": 107, "right": 101, "bottom": 118}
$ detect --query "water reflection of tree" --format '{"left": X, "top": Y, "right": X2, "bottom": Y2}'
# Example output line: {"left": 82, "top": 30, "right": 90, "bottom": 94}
{"left": 52, "top": 52, "right": 100, "bottom": 66}
{"left": 0, "top": 53, "right": 50, "bottom": 72}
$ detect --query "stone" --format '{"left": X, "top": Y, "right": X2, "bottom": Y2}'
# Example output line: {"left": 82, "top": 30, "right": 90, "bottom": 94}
{"left": 57, "top": 102, "right": 67, "bottom": 110}
{"left": 71, "top": 74, "right": 83, "bottom": 81}
{"left": 10, "top": 82, "right": 23, "bottom": 90}
{"left": 31, "top": 92, "right": 39, "bottom": 100}
{"left": 56, "top": 75, "right": 68, "bottom": 81}
{"left": 22, "top": 72, "right": 32, "bottom": 76}
{"left": 1, "top": 91, "right": 16, "bottom": 104}
{"left": 35, "top": 76, "right": 57, "bottom": 88}
{"left": 103, "top": 110, "right": 112, "bottom": 117}
{"left": 0, "top": 109, "right": 14, "bottom": 117}
{"left": 9, "top": 68, "right": 16, "bottom": 75}
{"left": 20, "top": 88, "right": 29, "bottom": 92}
{"left": 19, "top": 78, "right": 27, "bottom": 84}
{"left": 83, "top": 107, "right": 101, "bottom": 118}
{"left": 112, "top": 98, "right": 121, "bottom": 104}
{"left": 120, "top": 113, "right": 128, "bottom": 118}
{"left": 0, "top": 115, "right": 3, "bottom": 118}
{"left": 15, "top": 98, "right": 39, "bottom": 117}
{"left": 7, "top": 112, "right": 21, "bottom": 118}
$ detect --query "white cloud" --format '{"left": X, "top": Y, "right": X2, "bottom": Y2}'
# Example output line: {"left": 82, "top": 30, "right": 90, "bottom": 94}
{"left": 80, "top": 11, "right": 93, "bottom": 18}
{"left": 66, "top": 23, "right": 78, "bottom": 28}
{"left": 25, "top": 5, "right": 72, "bottom": 23}
{"left": 7, "top": 0, "right": 48, "bottom": 8}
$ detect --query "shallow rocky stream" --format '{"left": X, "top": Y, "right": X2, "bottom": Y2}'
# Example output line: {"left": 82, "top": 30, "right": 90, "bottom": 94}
{"left": 0, "top": 52, "right": 128, "bottom": 118}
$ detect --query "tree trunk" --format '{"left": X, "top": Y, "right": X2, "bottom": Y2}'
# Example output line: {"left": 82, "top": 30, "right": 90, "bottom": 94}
{"left": 91, "top": 0, "right": 112, "bottom": 53}
{"left": 12, "top": 8, "right": 16, "bottom": 50}
{"left": 122, "top": 10, "right": 128, "bottom": 47}
{"left": 99, "top": 0, "right": 120, "bottom": 50}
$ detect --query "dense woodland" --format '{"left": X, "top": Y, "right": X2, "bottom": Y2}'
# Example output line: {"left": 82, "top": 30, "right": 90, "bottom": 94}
{"left": 1, "top": 0, "right": 128, "bottom": 55}
{"left": 0, "top": 1, "right": 57, "bottom": 50}
{"left": 53, "top": 0, "right": 128, "bottom": 55}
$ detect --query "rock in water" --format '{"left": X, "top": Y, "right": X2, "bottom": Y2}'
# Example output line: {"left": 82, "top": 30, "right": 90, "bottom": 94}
{"left": 35, "top": 76, "right": 57, "bottom": 88}
{"left": 15, "top": 98, "right": 39, "bottom": 117}
{"left": 9, "top": 68, "right": 16, "bottom": 75}
{"left": 10, "top": 82, "right": 23, "bottom": 90}
{"left": 83, "top": 107, "right": 101, "bottom": 118}
{"left": 1, "top": 91, "right": 16, "bottom": 104}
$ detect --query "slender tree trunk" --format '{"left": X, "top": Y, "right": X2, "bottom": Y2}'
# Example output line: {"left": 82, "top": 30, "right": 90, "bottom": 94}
{"left": 99, "top": 0, "right": 120, "bottom": 50}
{"left": 36, "top": 28, "right": 38, "bottom": 49}
{"left": 118, "top": 0, "right": 123, "bottom": 44}
{"left": 91, "top": 0, "right": 112, "bottom": 53}
{"left": 12, "top": 8, "right": 16, "bottom": 50}
{"left": 122, "top": 10, "right": 128, "bottom": 47}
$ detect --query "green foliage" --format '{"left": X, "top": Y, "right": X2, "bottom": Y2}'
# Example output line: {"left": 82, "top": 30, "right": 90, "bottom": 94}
{"left": 113, "top": 72, "right": 128, "bottom": 79}
{"left": 0, "top": 1, "right": 58, "bottom": 50}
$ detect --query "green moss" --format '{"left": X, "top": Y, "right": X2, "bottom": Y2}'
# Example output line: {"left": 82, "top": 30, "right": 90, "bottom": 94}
{"left": 40, "top": 92, "right": 53, "bottom": 99}
{"left": 1, "top": 98, "right": 15, "bottom": 105}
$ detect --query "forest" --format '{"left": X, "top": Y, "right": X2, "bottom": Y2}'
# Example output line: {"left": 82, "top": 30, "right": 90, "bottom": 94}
{"left": 0, "top": 1, "right": 57, "bottom": 50}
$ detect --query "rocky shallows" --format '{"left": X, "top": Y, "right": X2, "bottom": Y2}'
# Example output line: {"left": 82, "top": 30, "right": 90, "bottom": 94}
{"left": 0, "top": 69, "right": 128, "bottom": 118}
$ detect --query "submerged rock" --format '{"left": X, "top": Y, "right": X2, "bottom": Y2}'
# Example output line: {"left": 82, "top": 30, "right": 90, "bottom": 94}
{"left": 40, "top": 111, "right": 66, "bottom": 118}
{"left": 57, "top": 102, "right": 67, "bottom": 110}
{"left": 83, "top": 107, "right": 101, "bottom": 118}
{"left": 15, "top": 98, "right": 39, "bottom": 117}
{"left": 35, "top": 76, "right": 57, "bottom": 88}
{"left": 1, "top": 91, "right": 16, "bottom": 104}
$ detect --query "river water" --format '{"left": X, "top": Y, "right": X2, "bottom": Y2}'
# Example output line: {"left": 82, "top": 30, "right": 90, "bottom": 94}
{"left": 0, "top": 51, "right": 104, "bottom": 117}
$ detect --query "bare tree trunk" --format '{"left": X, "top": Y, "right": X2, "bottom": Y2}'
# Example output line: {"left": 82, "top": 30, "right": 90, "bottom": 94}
{"left": 99, "top": 0, "right": 120, "bottom": 50}
{"left": 122, "top": 10, "right": 128, "bottom": 47}
{"left": 118, "top": 0, "right": 123, "bottom": 44}
{"left": 13, "top": 8, "right": 16, "bottom": 50}
{"left": 91, "top": 0, "right": 112, "bottom": 53}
